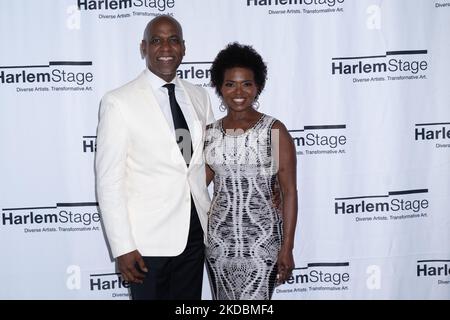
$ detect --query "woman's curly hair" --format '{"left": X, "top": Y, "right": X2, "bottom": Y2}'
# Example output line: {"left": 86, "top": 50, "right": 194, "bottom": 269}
{"left": 210, "top": 42, "right": 267, "bottom": 99}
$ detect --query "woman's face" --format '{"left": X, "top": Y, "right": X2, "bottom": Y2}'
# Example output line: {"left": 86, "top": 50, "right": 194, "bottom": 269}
{"left": 220, "top": 67, "right": 258, "bottom": 113}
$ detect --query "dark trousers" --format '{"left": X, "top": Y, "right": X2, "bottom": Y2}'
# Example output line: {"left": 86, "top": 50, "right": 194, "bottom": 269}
{"left": 130, "top": 198, "right": 204, "bottom": 300}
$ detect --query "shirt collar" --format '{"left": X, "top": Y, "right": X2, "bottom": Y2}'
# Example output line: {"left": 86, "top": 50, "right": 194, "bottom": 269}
{"left": 144, "top": 68, "right": 180, "bottom": 90}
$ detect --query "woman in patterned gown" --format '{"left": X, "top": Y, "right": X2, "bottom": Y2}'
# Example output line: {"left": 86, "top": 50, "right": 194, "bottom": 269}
{"left": 204, "top": 43, "right": 298, "bottom": 300}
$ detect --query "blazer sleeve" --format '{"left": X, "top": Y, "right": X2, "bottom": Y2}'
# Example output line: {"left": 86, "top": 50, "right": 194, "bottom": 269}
{"left": 204, "top": 90, "right": 215, "bottom": 125}
{"left": 95, "top": 93, "right": 136, "bottom": 258}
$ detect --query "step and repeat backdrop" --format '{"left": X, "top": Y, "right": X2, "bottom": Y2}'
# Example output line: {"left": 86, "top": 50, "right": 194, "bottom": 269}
{"left": 0, "top": 0, "right": 449, "bottom": 299}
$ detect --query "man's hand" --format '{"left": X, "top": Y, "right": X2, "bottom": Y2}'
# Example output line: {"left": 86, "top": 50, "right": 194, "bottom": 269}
{"left": 117, "top": 250, "right": 148, "bottom": 284}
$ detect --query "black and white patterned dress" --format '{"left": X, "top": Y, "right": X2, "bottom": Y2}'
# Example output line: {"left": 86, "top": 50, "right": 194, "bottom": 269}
{"left": 204, "top": 114, "right": 283, "bottom": 300}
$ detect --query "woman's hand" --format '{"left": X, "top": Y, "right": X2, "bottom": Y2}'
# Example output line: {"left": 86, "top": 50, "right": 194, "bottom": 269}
{"left": 276, "top": 246, "right": 295, "bottom": 284}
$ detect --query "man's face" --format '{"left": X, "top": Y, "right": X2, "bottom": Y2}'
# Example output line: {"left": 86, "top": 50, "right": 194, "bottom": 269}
{"left": 141, "top": 17, "right": 185, "bottom": 82}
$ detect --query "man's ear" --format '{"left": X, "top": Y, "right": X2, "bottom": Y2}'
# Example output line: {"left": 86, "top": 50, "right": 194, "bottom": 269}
{"left": 140, "top": 41, "right": 146, "bottom": 59}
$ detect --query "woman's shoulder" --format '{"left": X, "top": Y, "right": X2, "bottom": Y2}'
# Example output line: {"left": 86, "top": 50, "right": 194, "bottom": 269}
{"left": 206, "top": 117, "right": 226, "bottom": 132}
{"left": 259, "top": 114, "right": 292, "bottom": 139}
{"left": 259, "top": 113, "right": 284, "bottom": 129}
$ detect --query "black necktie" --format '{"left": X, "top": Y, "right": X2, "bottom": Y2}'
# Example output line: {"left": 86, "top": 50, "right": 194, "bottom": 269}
{"left": 163, "top": 83, "right": 193, "bottom": 165}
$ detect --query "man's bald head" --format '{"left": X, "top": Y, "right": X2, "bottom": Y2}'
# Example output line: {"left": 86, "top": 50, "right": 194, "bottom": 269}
{"left": 143, "top": 15, "right": 183, "bottom": 42}
{"left": 140, "top": 15, "right": 185, "bottom": 82}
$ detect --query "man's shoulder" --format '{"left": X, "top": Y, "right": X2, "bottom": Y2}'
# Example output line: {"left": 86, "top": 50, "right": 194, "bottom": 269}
{"left": 179, "top": 78, "right": 208, "bottom": 97}
{"left": 103, "top": 71, "right": 145, "bottom": 100}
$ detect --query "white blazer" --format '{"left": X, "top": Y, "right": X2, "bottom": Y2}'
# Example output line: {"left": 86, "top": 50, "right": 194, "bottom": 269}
{"left": 95, "top": 70, "right": 214, "bottom": 258}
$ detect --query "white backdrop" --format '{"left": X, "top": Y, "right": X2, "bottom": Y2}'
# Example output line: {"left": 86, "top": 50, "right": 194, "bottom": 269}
{"left": 0, "top": 0, "right": 449, "bottom": 300}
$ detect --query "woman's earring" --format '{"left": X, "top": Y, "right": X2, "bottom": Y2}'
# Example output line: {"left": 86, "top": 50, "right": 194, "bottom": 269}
{"left": 219, "top": 100, "right": 226, "bottom": 112}
{"left": 253, "top": 100, "right": 260, "bottom": 110}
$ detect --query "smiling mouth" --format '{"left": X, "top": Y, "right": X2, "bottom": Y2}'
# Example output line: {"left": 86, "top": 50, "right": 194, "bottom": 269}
{"left": 232, "top": 98, "right": 245, "bottom": 103}
{"left": 157, "top": 56, "right": 174, "bottom": 62}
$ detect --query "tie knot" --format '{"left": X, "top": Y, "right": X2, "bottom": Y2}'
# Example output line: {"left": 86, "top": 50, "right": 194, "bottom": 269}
{"left": 163, "top": 83, "right": 175, "bottom": 95}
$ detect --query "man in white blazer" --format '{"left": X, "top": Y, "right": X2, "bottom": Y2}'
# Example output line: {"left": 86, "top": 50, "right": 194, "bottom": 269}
{"left": 95, "top": 15, "right": 214, "bottom": 299}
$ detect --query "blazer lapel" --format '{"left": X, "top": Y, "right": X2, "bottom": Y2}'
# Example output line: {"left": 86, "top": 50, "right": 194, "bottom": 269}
{"left": 135, "top": 72, "right": 187, "bottom": 167}
{"left": 179, "top": 82, "right": 204, "bottom": 167}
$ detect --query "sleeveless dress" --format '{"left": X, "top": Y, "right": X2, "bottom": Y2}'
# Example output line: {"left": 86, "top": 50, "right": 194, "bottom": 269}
{"left": 204, "top": 114, "right": 283, "bottom": 300}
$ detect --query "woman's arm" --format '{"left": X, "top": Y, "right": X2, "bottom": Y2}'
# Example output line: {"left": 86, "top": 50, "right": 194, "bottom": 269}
{"left": 272, "top": 120, "right": 298, "bottom": 284}
{"left": 206, "top": 164, "right": 215, "bottom": 186}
